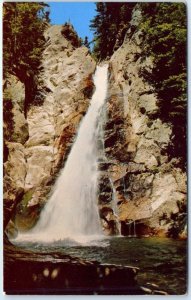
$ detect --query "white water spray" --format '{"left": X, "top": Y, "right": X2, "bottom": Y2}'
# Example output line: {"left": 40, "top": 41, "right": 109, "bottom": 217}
{"left": 109, "top": 178, "right": 121, "bottom": 235}
{"left": 16, "top": 65, "right": 108, "bottom": 244}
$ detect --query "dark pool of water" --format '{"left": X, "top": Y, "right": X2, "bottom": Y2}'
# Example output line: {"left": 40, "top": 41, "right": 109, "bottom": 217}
{"left": 14, "top": 236, "right": 187, "bottom": 295}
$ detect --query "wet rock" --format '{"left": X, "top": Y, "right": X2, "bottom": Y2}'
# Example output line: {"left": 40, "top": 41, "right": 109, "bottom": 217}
{"left": 140, "top": 286, "right": 152, "bottom": 294}
{"left": 99, "top": 176, "right": 112, "bottom": 194}
{"left": 104, "top": 131, "right": 117, "bottom": 148}
{"left": 135, "top": 221, "right": 154, "bottom": 236}
{"left": 5, "top": 220, "right": 18, "bottom": 239}
{"left": 153, "top": 290, "right": 168, "bottom": 295}
{"left": 98, "top": 162, "right": 111, "bottom": 171}
{"left": 179, "top": 224, "right": 187, "bottom": 240}
{"left": 98, "top": 192, "right": 112, "bottom": 204}
{"left": 4, "top": 243, "right": 141, "bottom": 295}
{"left": 3, "top": 143, "right": 26, "bottom": 229}
{"left": 3, "top": 185, "right": 24, "bottom": 230}
{"left": 140, "top": 284, "right": 168, "bottom": 295}
{"left": 98, "top": 174, "right": 113, "bottom": 205}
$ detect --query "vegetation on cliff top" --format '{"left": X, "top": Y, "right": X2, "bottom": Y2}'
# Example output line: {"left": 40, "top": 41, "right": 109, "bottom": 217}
{"left": 91, "top": 2, "right": 187, "bottom": 166}
{"left": 90, "top": 2, "right": 136, "bottom": 60}
{"left": 139, "top": 3, "right": 187, "bottom": 166}
{"left": 3, "top": 2, "right": 50, "bottom": 115}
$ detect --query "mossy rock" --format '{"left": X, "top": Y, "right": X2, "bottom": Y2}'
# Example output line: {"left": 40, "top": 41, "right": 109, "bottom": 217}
{"left": 20, "top": 190, "right": 34, "bottom": 208}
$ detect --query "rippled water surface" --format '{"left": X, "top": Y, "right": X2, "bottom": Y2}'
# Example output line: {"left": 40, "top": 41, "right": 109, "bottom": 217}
{"left": 14, "top": 236, "right": 187, "bottom": 295}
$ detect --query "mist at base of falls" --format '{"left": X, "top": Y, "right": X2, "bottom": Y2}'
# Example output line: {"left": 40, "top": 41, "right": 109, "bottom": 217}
{"left": 15, "top": 65, "right": 108, "bottom": 245}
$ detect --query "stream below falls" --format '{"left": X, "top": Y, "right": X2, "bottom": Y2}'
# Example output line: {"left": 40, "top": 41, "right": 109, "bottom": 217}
{"left": 12, "top": 236, "right": 187, "bottom": 295}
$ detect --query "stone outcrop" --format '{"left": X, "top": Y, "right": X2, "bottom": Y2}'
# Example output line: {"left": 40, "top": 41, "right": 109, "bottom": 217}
{"left": 3, "top": 25, "right": 96, "bottom": 233}
{"left": 99, "top": 19, "right": 187, "bottom": 238}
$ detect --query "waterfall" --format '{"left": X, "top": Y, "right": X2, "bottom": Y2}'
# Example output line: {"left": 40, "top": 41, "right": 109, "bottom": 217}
{"left": 16, "top": 65, "right": 108, "bottom": 244}
{"left": 126, "top": 220, "right": 137, "bottom": 237}
{"left": 109, "top": 178, "right": 121, "bottom": 235}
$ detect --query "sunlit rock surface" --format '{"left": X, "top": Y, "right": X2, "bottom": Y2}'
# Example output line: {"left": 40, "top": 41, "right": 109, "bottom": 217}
{"left": 101, "top": 24, "right": 187, "bottom": 238}
{"left": 4, "top": 25, "right": 96, "bottom": 232}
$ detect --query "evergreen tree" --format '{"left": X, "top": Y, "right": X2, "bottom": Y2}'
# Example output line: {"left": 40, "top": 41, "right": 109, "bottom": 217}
{"left": 139, "top": 3, "right": 187, "bottom": 165}
{"left": 90, "top": 2, "right": 136, "bottom": 60}
{"left": 84, "top": 36, "right": 90, "bottom": 49}
{"left": 3, "top": 2, "right": 50, "bottom": 115}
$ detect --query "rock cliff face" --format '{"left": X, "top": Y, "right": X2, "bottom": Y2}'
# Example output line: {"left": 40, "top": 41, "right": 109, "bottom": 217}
{"left": 4, "top": 25, "right": 96, "bottom": 233}
{"left": 99, "top": 18, "right": 187, "bottom": 238}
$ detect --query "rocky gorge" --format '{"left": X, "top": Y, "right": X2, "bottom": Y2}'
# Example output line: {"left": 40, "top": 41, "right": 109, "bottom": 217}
{"left": 3, "top": 20, "right": 187, "bottom": 240}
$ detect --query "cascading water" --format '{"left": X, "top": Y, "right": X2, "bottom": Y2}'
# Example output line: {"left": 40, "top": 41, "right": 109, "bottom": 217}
{"left": 16, "top": 65, "right": 108, "bottom": 244}
{"left": 126, "top": 220, "right": 137, "bottom": 237}
{"left": 109, "top": 178, "right": 121, "bottom": 235}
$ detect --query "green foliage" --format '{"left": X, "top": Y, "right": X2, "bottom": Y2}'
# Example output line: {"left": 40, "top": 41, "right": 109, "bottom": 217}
{"left": 61, "top": 23, "right": 82, "bottom": 47}
{"left": 83, "top": 36, "right": 90, "bottom": 49}
{"left": 3, "top": 2, "right": 50, "bottom": 114}
{"left": 3, "top": 95, "right": 14, "bottom": 163}
{"left": 90, "top": 2, "right": 136, "bottom": 60}
{"left": 139, "top": 3, "right": 187, "bottom": 166}
{"left": 21, "top": 190, "right": 34, "bottom": 208}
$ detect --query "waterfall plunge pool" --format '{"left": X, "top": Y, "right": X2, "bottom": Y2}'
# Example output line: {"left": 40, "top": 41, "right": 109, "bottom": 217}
{"left": 11, "top": 236, "right": 187, "bottom": 295}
